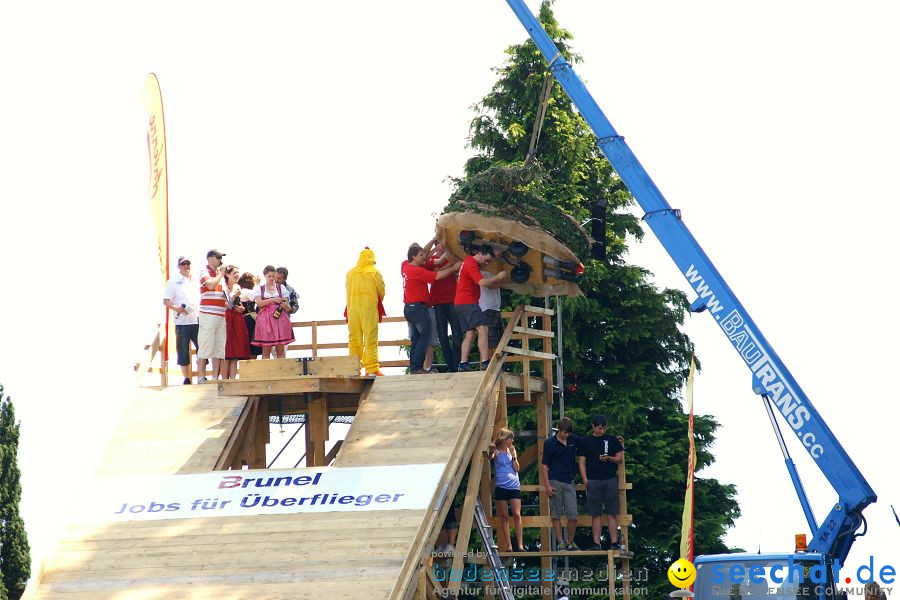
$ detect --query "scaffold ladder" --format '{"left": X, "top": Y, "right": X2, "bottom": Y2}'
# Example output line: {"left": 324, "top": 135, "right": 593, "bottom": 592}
{"left": 474, "top": 496, "right": 515, "bottom": 600}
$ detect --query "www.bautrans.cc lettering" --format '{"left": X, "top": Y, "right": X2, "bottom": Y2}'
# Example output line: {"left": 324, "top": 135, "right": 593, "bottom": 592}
{"left": 684, "top": 264, "right": 824, "bottom": 459}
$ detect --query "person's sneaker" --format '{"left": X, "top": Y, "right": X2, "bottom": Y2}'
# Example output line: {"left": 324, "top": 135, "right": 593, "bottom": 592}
{"left": 610, "top": 542, "right": 626, "bottom": 552}
{"left": 444, "top": 543, "right": 455, "bottom": 554}
{"left": 586, "top": 543, "right": 603, "bottom": 551}
{"left": 183, "top": 377, "right": 191, "bottom": 385}
{"left": 557, "top": 542, "right": 569, "bottom": 551}
{"left": 433, "top": 544, "right": 446, "bottom": 554}
{"left": 199, "top": 377, "right": 208, "bottom": 383}
{"left": 366, "top": 370, "right": 385, "bottom": 377}
{"left": 457, "top": 362, "right": 472, "bottom": 372}
{"left": 411, "top": 369, "right": 428, "bottom": 375}
{"left": 480, "top": 360, "right": 491, "bottom": 370}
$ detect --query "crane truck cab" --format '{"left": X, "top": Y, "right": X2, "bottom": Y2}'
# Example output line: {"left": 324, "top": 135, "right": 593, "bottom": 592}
{"left": 694, "top": 553, "right": 846, "bottom": 600}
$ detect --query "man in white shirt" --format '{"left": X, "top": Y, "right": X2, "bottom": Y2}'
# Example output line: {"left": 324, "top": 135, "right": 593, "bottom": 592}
{"left": 163, "top": 256, "right": 201, "bottom": 384}
{"left": 479, "top": 268, "right": 504, "bottom": 357}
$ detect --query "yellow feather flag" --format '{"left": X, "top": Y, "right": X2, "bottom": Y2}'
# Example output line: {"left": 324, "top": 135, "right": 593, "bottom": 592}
{"left": 144, "top": 74, "right": 171, "bottom": 371}
{"left": 680, "top": 356, "right": 696, "bottom": 561}
{"left": 144, "top": 73, "right": 169, "bottom": 283}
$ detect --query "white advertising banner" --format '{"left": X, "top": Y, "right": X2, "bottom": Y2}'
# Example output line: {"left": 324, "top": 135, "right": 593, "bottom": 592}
{"left": 85, "top": 464, "right": 444, "bottom": 522}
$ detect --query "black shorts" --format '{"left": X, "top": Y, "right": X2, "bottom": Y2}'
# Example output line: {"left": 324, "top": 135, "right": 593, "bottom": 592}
{"left": 483, "top": 309, "right": 504, "bottom": 349}
{"left": 455, "top": 303, "right": 485, "bottom": 332}
{"left": 586, "top": 477, "right": 620, "bottom": 516}
{"left": 494, "top": 486, "right": 521, "bottom": 501}
{"left": 175, "top": 324, "right": 199, "bottom": 366}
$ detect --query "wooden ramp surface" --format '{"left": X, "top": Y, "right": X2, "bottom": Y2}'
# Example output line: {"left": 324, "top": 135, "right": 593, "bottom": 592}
{"left": 28, "top": 373, "right": 485, "bottom": 600}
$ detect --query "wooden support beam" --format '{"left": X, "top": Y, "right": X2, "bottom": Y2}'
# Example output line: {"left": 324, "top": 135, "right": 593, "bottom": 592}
{"left": 214, "top": 397, "right": 258, "bottom": 470}
{"left": 233, "top": 398, "right": 260, "bottom": 469}
{"left": 523, "top": 304, "right": 554, "bottom": 316}
{"left": 504, "top": 345, "right": 556, "bottom": 361}
{"left": 448, "top": 382, "right": 499, "bottom": 595}
{"left": 250, "top": 397, "right": 269, "bottom": 469}
{"left": 513, "top": 326, "right": 554, "bottom": 338}
{"left": 516, "top": 443, "right": 538, "bottom": 474}
{"left": 502, "top": 373, "right": 546, "bottom": 392}
{"left": 306, "top": 394, "right": 329, "bottom": 467}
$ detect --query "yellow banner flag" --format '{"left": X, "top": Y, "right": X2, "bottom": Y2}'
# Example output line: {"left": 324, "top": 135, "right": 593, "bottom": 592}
{"left": 144, "top": 74, "right": 171, "bottom": 373}
{"left": 680, "top": 356, "right": 696, "bottom": 561}
{"left": 144, "top": 73, "right": 169, "bottom": 284}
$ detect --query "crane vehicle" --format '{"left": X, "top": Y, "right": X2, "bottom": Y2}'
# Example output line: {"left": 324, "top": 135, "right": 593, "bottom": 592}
{"left": 503, "top": 1, "right": 877, "bottom": 597}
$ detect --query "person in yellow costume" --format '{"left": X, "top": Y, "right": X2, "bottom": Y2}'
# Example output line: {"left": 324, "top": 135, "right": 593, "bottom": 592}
{"left": 345, "top": 247, "right": 386, "bottom": 376}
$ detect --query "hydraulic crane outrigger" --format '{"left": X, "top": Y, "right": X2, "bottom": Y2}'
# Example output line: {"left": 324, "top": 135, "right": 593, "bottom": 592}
{"left": 504, "top": 0, "right": 876, "bottom": 580}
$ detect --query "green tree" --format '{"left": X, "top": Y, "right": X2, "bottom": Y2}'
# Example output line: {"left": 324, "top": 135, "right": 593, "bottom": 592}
{"left": 450, "top": 2, "right": 740, "bottom": 595}
{"left": 0, "top": 385, "right": 30, "bottom": 600}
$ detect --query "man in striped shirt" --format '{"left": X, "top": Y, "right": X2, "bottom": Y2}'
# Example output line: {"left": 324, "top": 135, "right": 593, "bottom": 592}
{"left": 198, "top": 249, "right": 227, "bottom": 381}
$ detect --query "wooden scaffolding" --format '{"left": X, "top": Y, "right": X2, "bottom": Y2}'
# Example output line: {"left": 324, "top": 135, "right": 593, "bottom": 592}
{"left": 26, "top": 304, "right": 634, "bottom": 600}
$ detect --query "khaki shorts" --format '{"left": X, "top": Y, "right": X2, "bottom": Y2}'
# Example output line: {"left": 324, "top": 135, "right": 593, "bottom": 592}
{"left": 198, "top": 313, "right": 226, "bottom": 359}
{"left": 549, "top": 480, "right": 578, "bottom": 520}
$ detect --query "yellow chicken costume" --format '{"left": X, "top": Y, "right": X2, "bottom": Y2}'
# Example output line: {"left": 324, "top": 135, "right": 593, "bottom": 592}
{"left": 345, "top": 248, "right": 386, "bottom": 376}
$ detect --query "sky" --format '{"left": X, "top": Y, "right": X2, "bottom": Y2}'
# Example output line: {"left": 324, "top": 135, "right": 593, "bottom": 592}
{"left": 1, "top": 0, "right": 897, "bottom": 583}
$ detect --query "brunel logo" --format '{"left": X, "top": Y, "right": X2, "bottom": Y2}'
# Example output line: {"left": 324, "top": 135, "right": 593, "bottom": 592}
{"left": 683, "top": 264, "right": 824, "bottom": 460}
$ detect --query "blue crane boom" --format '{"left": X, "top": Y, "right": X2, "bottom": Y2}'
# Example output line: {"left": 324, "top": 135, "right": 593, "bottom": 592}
{"left": 503, "top": 0, "right": 875, "bottom": 566}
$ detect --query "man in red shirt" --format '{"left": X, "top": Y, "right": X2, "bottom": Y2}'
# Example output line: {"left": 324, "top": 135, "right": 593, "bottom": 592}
{"left": 455, "top": 245, "right": 508, "bottom": 371}
{"left": 424, "top": 238, "right": 462, "bottom": 372}
{"left": 402, "top": 243, "right": 461, "bottom": 374}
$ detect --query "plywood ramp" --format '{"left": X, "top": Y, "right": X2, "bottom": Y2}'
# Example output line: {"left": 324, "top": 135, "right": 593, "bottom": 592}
{"left": 27, "top": 373, "right": 488, "bottom": 600}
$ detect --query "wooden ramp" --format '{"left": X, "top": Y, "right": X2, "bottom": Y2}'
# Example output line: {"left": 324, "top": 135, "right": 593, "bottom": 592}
{"left": 26, "top": 372, "right": 490, "bottom": 600}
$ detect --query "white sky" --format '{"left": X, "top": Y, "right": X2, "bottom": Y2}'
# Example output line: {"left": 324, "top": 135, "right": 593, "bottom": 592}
{"left": 1, "top": 0, "right": 897, "bottom": 582}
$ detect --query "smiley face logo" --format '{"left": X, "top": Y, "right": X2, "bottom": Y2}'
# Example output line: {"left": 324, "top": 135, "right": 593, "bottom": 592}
{"left": 667, "top": 558, "right": 696, "bottom": 588}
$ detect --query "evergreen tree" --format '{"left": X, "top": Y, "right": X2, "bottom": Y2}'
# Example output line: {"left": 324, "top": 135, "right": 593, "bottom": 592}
{"left": 0, "top": 385, "right": 30, "bottom": 600}
{"left": 450, "top": 2, "right": 741, "bottom": 594}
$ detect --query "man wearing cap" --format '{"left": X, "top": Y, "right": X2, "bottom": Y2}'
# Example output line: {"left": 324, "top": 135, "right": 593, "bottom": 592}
{"left": 163, "top": 256, "right": 200, "bottom": 384}
{"left": 198, "top": 249, "right": 227, "bottom": 381}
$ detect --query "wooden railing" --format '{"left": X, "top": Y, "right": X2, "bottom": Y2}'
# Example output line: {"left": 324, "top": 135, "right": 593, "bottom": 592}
{"left": 135, "top": 314, "right": 418, "bottom": 385}
{"left": 135, "top": 310, "right": 541, "bottom": 386}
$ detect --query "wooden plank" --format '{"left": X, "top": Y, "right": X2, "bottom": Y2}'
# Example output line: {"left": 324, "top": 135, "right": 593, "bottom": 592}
{"left": 448, "top": 383, "right": 498, "bottom": 595}
{"left": 238, "top": 356, "right": 360, "bottom": 380}
{"left": 217, "top": 377, "right": 368, "bottom": 397}
{"left": 504, "top": 345, "right": 556, "bottom": 360}
{"left": 502, "top": 373, "right": 546, "bottom": 392}
{"left": 488, "top": 514, "right": 633, "bottom": 528}
{"left": 323, "top": 439, "right": 343, "bottom": 465}
{"left": 513, "top": 326, "right": 554, "bottom": 338}
{"left": 523, "top": 304, "right": 554, "bottom": 316}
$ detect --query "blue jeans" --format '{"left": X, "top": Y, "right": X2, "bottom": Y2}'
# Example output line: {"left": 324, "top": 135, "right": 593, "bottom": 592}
{"left": 404, "top": 303, "right": 432, "bottom": 372}
{"left": 433, "top": 302, "right": 462, "bottom": 371}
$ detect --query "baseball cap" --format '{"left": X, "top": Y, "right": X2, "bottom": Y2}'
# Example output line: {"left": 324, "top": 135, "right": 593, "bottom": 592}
{"left": 176, "top": 256, "right": 191, "bottom": 265}
{"left": 206, "top": 249, "right": 226, "bottom": 259}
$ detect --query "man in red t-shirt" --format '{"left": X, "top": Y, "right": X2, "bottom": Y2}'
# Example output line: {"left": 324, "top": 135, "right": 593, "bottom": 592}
{"left": 454, "top": 244, "right": 508, "bottom": 371}
{"left": 402, "top": 243, "right": 461, "bottom": 374}
{"left": 424, "top": 238, "right": 462, "bottom": 372}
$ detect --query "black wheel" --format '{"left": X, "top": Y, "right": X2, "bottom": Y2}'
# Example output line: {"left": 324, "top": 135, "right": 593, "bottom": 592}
{"left": 459, "top": 230, "right": 476, "bottom": 244}
{"left": 511, "top": 263, "right": 532, "bottom": 284}
{"left": 507, "top": 240, "right": 529, "bottom": 258}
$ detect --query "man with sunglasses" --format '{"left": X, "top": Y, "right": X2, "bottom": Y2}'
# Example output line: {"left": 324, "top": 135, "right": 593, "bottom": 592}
{"left": 163, "top": 256, "right": 200, "bottom": 384}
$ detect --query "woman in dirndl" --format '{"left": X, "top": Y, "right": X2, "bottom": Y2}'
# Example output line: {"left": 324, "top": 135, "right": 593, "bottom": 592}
{"left": 252, "top": 265, "right": 295, "bottom": 359}
{"left": 222, "top": 265, "right": 251, "bottom": 378}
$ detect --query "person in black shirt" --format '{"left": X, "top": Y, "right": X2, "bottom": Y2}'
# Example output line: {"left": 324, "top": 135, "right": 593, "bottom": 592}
{"left": 541, "top": 417, "right": 581, "bottom": 551}
{"left": 577, "top": 414, "right": 624, "bottom": 551}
